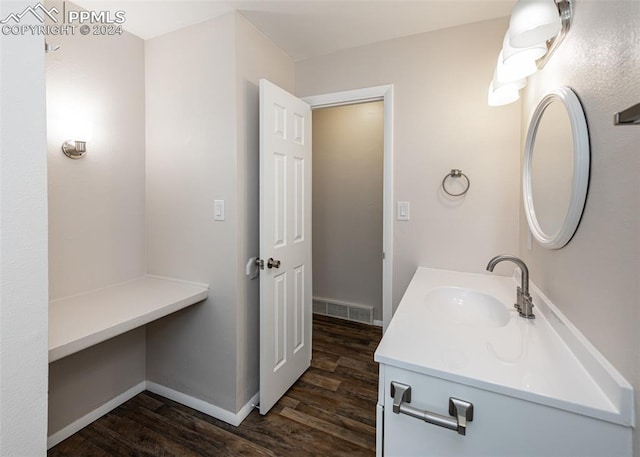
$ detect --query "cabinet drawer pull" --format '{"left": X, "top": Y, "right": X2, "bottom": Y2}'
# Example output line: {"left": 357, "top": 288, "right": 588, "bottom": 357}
{"left": 390, "top": 381, "right": 474, "bottom": 436}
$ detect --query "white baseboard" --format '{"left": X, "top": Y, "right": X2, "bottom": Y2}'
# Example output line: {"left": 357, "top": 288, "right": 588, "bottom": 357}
{"left": 373, "top": 320, "right": 384, "bottom": 327}
{"left": 47, "top": 381, "right": 146, "bottom": 449}
{"left": 48, "top": 381, "right": 259, "bottom": 449}
{"left": 146, "top": 381, "right": 259, "bottom": 427}
{"left": 237, "top": 391, "right": 260, "bottom": 424}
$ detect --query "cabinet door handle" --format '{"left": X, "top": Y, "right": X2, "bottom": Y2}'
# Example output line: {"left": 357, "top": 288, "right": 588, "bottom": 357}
{"left": 390, "top": 381, "right": 474, "bottom": 436}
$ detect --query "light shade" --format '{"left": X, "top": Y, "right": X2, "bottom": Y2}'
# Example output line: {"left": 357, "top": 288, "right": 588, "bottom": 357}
{"left": 495, "top": 52, "right": 530, "bottom": 86}
{"left": 488, "top": 77, "right": 522, "bottom": 107}
{"left": 509, "top": 0, "right": 561, "bottom": 48}
{"left": 502, "top": 30, "right": 547, "bottom": 69}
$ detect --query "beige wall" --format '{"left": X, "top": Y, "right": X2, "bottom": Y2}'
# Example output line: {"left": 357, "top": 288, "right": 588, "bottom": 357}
{"left": 46, "top": 3, "right": 146, "bottom": 300}
{"left": 312, "top": 102, "right": 384, "bottom": 320}
{"left": 145, "top": 12, "right": 295, "bottom": 413}
{"left": 45, "top": 8, "right": 295, "bottom": 434}
{"left": 145, "top": 13, "right": 239, "bottom": 412}
{"left": 520, "top": 0, "right": 640, "bottom": 451}
{"left": 234, "top": 13, "right": 295, "bottom": 410}
{"left": 45, "top": 6, "right": 147, "bottom": 437}
{"left": 296, "top": 17, "right": 522, "bottom": 308}
{"left": 0, "top": 1, "right": 49, "bottom": 453}
{"left": 48, "top": 329, "right": 145, "bottom": 434}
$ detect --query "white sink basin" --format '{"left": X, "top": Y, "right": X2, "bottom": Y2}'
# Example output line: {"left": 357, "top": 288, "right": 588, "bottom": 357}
{"left": 424, "top": 286, "right": 510, "bottom": 328}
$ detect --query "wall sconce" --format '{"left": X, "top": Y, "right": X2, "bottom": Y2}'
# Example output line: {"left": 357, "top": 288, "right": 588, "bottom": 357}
{"left": 61, "top": 120, "right": 92, "bottom": 159}
{"left": 62, "top": 140, "right": 87, "bottom": 159}
{"left": 488, "top": 0, "right": 572, "bottom": 107}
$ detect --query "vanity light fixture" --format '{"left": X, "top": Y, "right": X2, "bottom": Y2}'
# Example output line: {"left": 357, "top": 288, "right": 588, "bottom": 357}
{"left": 509, "top": 0, "right": 562, "bottom": 48}
{"left": 488, "top": 54, "right": 526, "bottom": 106}
{"left": 488, "top": 79, "right": 521, "bottom": 107}
{"left": 496, "top": 50, "right": 534, "bottom": 84}
{"left": 501, "top": 32, "right": 545, "bottom": 78}
{"left": 531, "top": 0, "right": 572, "bottom": 69}
{"left": 487, "top": 0, "right": 572, "bottom": 107}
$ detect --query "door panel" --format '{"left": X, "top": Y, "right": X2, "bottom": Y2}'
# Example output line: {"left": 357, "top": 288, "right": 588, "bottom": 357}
{"left": 293, "top": 157, "right": 305, "bottom": 243}
{"left": 293, "top": 265, "right": 305, "bottom": 352}
{"left": 259, "top": 79, "right": 312, "bottom": 415}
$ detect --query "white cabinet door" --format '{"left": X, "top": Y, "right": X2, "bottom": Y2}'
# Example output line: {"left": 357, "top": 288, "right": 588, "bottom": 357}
{"left": 381, "top": 365, "right": 632, "bottom": 456}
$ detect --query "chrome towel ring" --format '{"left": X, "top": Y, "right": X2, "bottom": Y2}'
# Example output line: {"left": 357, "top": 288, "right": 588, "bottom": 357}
{"left": 442, "top": 169, "right": 470, "bottom": 197}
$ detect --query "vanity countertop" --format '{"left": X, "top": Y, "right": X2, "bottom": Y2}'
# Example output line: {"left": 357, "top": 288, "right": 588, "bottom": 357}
{"left": 374, "top": 267, "right": 634, "bottom": 426}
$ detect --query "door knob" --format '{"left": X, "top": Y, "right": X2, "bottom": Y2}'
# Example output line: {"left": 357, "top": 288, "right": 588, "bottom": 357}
{"left": 267, "top": 258, "right": 281, "bottom": 269}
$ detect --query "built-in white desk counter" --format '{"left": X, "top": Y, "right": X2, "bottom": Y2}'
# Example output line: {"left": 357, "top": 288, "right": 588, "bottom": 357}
{"left": 49, "top": 275, "right": 208, "bottom": 362}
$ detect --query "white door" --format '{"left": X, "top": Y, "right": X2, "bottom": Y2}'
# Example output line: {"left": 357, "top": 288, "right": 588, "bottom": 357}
{"left": 259, "top": 79, "right": 312, "bottom": 415}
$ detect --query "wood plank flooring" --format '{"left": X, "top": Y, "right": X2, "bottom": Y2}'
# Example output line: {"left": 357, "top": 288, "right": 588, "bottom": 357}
{"left": 49, "top": 315, "right": 383, "bottom": 457}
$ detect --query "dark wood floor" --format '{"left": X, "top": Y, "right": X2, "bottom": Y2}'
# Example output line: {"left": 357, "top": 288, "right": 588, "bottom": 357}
{"left": 49, "top": 315, "right": 383, "bottom": 456}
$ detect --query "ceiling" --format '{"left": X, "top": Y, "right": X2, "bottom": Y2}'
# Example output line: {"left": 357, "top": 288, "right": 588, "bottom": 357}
{"left": 73, "top": 0, "right": 516, "bottom": 61}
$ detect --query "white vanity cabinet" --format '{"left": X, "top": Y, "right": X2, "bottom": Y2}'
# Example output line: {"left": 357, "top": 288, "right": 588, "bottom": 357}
{"left": 378, "top": 365, "right": 630, "bottom": 456}
{"left": 375, "top": 268, "right": 634, "bottom": 457}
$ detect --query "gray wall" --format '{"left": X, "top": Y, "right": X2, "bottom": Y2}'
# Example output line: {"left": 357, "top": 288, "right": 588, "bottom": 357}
{"left": 45, "top": 2, "right": 147, "bottom": 436}
{"left": 296, "top": 17, "right": 522, "bottom": 310}
{"left": 312, "top": 102, "right": 384, "bottom": 320}
{"left": 519, "top": 0, "right": 640, "bottom": 451}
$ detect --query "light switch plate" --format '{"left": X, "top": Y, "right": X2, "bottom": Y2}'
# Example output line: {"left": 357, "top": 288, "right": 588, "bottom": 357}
{"left": 397, "top": 201, "right": 410, "bottom": 221}
{"left": 214, "top": 200, "right": 225, "bottom": 221}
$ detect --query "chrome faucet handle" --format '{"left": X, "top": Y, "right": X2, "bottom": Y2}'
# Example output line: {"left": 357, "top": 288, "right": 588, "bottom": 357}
{"left": 519, "top": 294, "right": 535, "bottom": 319}
{"left": 515, "top": 286, "right": 523, "bottom": 312}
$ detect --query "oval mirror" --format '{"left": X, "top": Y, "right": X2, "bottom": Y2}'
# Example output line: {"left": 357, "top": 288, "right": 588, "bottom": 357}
{"left": 523, "top": 87, "right": 590, "bottom": 249}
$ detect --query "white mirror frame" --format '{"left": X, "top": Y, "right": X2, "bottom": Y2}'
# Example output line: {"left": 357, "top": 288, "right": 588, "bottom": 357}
{"left": 523, "top": 87, "right": 590, "bottom": 249}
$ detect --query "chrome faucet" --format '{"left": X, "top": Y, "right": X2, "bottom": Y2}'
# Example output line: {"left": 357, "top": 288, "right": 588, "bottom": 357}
{"left": 486, "top": 255, "right": 535, "bottom": 319}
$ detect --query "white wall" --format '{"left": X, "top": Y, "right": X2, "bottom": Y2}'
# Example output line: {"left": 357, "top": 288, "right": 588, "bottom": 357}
{"left": 45, "top": 2, "right": 147, "bottom": 436}
{"left": 296, "top": 17, "right": 522, "bottom": 308}
{"left": 0, "top": 1, "right": 49, "bottom": 454}
{"left": 312, "top": 102, "right": 384, "bottom": 320}
{"left": 519, "top": 0, "right": 640, "bottom": 451}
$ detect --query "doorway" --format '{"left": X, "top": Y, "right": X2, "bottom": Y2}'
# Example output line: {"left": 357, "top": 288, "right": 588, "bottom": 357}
{"left": 303, "top": 85, "right": 394, "bottom": 330}
{"left": 311, "top": 101, "right": 384, "bottom": 326}
{"left": 258, "top": 83, "right": 393, "bottom": 414}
